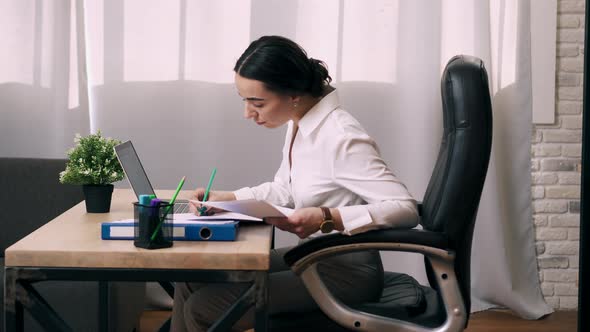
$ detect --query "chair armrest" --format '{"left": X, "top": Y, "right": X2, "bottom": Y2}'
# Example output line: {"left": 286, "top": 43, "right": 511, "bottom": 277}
{"left": 417, "top": 201, "right": 423, "bottom": 216}
{"left": 284, "top": 228, "right": 449, "bottom": 267}
{"left": 286, "top": 229, "right": 466, "bottom": 332}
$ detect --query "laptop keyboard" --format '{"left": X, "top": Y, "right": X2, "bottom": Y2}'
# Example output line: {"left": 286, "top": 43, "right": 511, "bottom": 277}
{"left": 174, "top": 203, "right": 190, "bottom": 214}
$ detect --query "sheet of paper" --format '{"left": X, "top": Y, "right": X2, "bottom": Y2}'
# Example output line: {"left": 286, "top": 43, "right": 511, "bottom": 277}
{"left": 190, "top": 199, "right": 291, "bottom": 219}
{"left": 174, "top": 212, "right": 262, "bottom": 222}
{"left": 104, "top": 218, "right": 236, "bottom": 225}
{"left": 173, "top": 219, "right": 236, "bottom": 225}
{"left": 272, "top": 205, "right": 294, "bottom": 216}
{"left": 107, "top": 219, "right": 135, "bottom": 224}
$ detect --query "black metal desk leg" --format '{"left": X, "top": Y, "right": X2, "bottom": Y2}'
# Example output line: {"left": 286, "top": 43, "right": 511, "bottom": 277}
{"left": 208, "top": 283, "right": 255, "bottom": 332}
{"left": 254, "top": 272, "right": 268, "bottom": 332}
{"left": 99, "top": 281, "right": 109, "bottom": 332}
{"left": 4, "top": 268, "right": 24, "bottom": 332}
{"left": 18, "top": 283, "right": 72, "bottom": 332}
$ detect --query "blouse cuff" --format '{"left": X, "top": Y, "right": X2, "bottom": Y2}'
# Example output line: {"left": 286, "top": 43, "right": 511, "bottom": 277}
{"left": 338, "top": 205, "right": 373, "bottom": 236}
{"left": 233, "top": 187, "right": 256, "bottom": 200}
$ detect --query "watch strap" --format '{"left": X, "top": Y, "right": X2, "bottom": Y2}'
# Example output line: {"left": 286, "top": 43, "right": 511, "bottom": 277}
{"left": 320, "top": 206, "right": 332, "bottom": 221}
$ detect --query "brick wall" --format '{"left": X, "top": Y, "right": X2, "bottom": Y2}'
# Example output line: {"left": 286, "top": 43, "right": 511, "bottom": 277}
{"left": 532, "top": 0, "right": 583, "bottom": 310}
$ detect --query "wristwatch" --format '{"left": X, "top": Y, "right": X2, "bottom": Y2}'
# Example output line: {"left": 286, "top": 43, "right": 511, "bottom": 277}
{"left": 319, "top": 207, "right": 335, "bottom": 233}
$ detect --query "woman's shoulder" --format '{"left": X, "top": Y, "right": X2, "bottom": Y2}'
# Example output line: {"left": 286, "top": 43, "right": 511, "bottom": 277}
{"left": 327, "top": 108, "right": 371, "bottom": 138}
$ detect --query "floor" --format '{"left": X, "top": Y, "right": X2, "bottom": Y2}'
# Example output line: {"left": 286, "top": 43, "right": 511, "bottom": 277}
{"left": 139, "top": 310, "right": 578, "bottom": 332}
{"left": 464, "top": 310, "right": 577, "bottom": 332}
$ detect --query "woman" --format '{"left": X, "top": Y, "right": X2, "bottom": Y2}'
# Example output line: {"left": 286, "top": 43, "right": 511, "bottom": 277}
{"left": 171, "top": 35, "right": 419, "bottom": 332}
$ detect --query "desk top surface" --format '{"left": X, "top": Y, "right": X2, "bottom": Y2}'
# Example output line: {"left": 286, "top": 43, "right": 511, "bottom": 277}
{"left": 5, "top": 189, "right": 273, "bottom": 270}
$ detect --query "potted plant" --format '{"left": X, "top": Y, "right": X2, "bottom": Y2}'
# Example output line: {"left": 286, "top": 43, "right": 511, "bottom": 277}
{"left": 59, "top": 131, "right": 125, "bottom": 213}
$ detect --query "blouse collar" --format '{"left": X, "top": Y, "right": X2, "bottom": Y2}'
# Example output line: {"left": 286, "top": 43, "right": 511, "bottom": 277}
{"left": 297, "top": 89, "right": 340, "bottom": 137}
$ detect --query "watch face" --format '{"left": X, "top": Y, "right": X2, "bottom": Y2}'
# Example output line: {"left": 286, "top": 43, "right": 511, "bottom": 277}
{"left": 321, "top": 220, "right": 334, "bottom": 233}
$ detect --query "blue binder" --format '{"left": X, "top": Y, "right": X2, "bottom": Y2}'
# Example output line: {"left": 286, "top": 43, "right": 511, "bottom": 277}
{"left": 101, "top": 220, "right": 239, "bottom": 241}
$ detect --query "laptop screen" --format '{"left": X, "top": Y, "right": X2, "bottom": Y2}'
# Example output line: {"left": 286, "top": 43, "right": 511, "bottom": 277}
{"left": 114, "top": 141, "right": 156, "bottom": 199}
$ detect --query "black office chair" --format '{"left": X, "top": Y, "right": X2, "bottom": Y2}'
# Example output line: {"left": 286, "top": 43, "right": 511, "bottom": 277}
{"left": 269, "top": 55, "right": 493, "bottom": 332}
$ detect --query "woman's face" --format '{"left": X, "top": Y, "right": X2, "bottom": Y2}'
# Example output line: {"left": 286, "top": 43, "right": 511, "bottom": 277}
{"left": 234, "top": 73, "right": 295, "bottom": 128}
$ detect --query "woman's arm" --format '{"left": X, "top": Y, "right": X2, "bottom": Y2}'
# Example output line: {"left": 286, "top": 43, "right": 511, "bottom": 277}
{"left": 266, "top": 124, "right": 419, "bottom": 238}
{"left": 331, "top": 132, "right": 420, "bottom": 235}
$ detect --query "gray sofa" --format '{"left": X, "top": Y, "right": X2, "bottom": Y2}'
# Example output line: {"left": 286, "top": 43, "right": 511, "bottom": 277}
{"left": 0, "top": 158, "right": 145, "bottom": 332}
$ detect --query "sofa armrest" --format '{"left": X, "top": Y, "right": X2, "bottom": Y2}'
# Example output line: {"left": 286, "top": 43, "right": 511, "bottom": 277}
{"left": 0, "top": 158, "right": 84, "bottom": 255}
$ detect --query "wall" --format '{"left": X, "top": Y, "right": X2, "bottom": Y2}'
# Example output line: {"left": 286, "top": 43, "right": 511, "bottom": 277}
{"left": 532, "top": 0, "right": 584, "bottom": 310}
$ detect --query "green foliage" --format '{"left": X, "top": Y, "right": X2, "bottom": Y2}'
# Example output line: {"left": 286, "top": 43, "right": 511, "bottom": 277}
{"left": 59, "top": 131, "right": 125, "bottom": 185}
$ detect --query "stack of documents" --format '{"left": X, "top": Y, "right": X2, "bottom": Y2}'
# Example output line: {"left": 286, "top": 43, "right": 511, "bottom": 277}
{"left": 101, "top": 200, "right": 293, "bottom": 241}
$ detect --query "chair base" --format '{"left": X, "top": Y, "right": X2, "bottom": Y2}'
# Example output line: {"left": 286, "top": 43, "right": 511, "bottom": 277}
{"left": 269, "top": 272, "right": 446, "bottom": 332}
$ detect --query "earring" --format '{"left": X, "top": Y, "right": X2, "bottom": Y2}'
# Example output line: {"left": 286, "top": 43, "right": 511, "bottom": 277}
{"left": 293, "top": 103, "right": 298, "bottom": 108}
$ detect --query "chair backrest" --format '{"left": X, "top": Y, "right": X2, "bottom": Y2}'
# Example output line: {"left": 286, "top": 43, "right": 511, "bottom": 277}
{"left": 420, "top": 55, "right": 493, "bottom": 316}
{"left": 0, "top": 158, "right": 84, "bottom": 255}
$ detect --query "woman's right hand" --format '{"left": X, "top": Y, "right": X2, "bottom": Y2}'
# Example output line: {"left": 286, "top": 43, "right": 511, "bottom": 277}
{"left": 189, "top": 189, "right": 237, "bottom": 215}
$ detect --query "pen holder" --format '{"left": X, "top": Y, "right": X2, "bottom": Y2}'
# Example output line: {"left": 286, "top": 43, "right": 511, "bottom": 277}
{"left": 133, "top": 202, "right": 173, "bottom": 249}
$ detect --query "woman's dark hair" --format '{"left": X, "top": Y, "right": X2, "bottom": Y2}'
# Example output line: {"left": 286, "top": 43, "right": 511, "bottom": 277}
{"left": 234, "top": 36, "right": 332, "bottom": 97}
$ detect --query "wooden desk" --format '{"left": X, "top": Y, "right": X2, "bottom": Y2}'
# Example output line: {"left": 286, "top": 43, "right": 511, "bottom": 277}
{"left": 4, "top": 189, "right": 273, "bottom": 332}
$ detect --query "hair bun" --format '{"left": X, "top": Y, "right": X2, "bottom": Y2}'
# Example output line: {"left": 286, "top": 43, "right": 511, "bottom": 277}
{"left": 308, "top": 58, "right": 332, "bottom": 96}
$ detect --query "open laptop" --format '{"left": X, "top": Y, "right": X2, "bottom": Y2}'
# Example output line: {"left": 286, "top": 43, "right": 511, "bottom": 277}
{"left": 114, "top": 140, "right": 190, "bottom": 213}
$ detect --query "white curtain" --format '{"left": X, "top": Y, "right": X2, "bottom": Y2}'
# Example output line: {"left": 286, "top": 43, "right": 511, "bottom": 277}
{"left": 0, "top": 0, "right": 552, "bottom": 319}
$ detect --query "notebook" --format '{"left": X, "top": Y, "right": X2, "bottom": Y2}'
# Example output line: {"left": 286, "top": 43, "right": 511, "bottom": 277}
{"left": 114, "top": 140, "right": 190, "bottom": 213}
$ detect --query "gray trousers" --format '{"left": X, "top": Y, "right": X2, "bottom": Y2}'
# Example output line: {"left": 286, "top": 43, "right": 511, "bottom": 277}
{"left": 170, "top": 247, "right": 384, "bottom": 332}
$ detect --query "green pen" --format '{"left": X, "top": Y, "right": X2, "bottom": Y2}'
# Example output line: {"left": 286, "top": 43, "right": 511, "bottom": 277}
{"left": 199, "top": 168, "right": 217, "bottom": 215}
{"left": 150, "top": 176, "right": 185, "bottom": 241}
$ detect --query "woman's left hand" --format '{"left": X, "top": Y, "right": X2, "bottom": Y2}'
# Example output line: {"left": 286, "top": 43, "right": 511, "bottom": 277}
{"left": 265, "top": 207, "right": 323, "bottom": 239}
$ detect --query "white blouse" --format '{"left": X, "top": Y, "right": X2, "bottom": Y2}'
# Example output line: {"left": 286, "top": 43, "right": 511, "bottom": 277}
{"left": 234, "top": 89, "right": 419, "bottom": 236}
